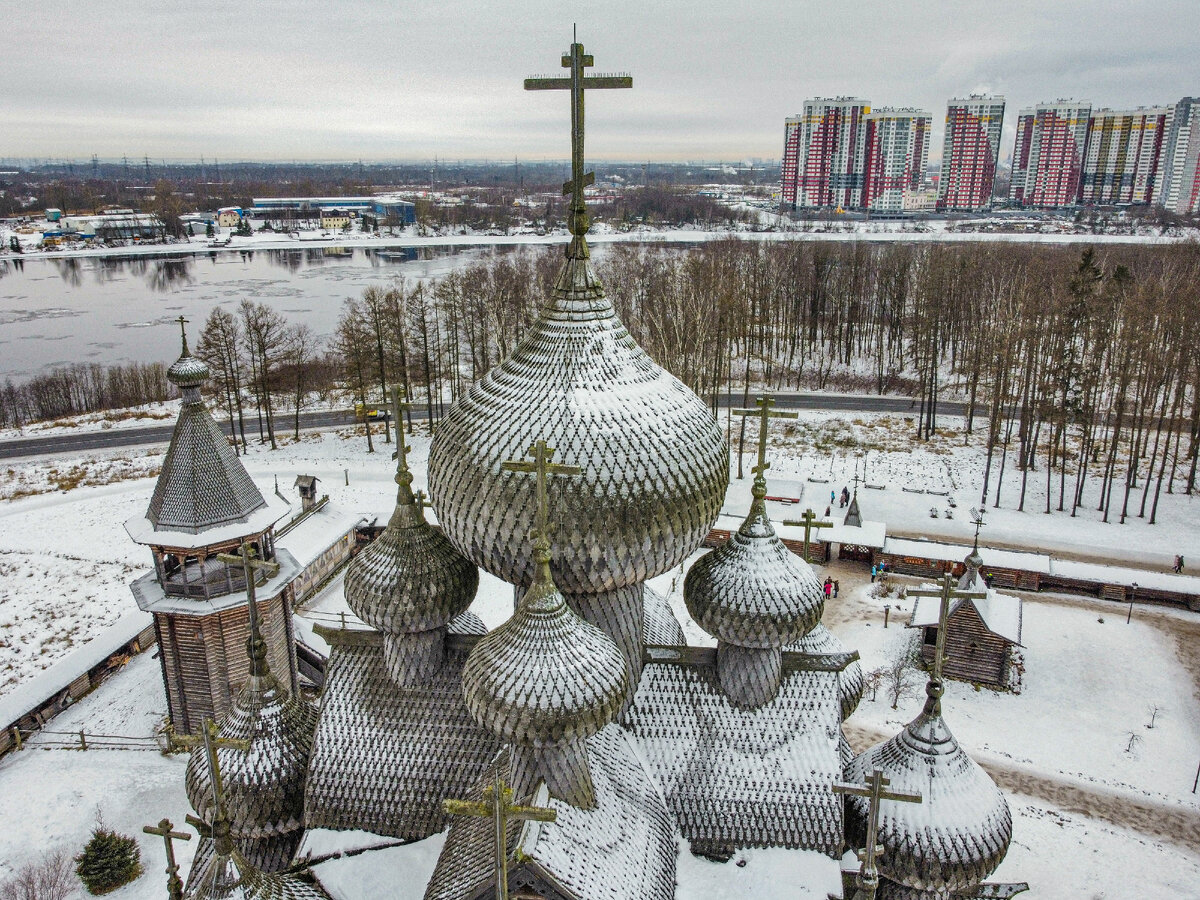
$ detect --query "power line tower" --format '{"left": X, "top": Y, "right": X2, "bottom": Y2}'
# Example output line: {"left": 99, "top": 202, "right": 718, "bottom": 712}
{"left": 91, "top": 155, "right": 99, "bottom": 178}
{"left": 144, "top": 155, "right": 153, "bottom": 182}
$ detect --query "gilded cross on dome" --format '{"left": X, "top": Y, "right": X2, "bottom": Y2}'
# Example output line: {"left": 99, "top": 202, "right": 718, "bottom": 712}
{"left": 525, "top": 29, "right": 632, "bottom": 257}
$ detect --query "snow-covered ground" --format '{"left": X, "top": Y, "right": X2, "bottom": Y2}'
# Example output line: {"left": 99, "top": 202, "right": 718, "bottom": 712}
{"left": 1, "top": 405, "right": 1198, "bottom": 895}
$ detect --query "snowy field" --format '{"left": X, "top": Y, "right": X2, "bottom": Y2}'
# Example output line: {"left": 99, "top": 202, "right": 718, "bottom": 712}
{"left": 0, "top": 406, "right": 1198, "bottom": 895}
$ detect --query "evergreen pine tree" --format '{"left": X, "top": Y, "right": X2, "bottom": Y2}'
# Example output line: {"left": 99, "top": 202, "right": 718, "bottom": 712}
{"left": 75, "top": 827, "right": 142, "bottom": 895}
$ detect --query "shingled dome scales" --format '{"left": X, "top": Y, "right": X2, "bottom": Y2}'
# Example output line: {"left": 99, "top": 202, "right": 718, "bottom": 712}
{"left": 147, "top": 318, "right": 268, "bottom": 534}
{"left": 343, "top": 386, "right": 478, "bottom": 687}
{"left": 846, "top": 577, "right": 1014, "bottom": 899}
{"left": 684, "top": 398, "right": 824, "bottom": 708}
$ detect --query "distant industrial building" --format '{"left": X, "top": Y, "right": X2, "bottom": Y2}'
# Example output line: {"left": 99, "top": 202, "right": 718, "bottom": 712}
{"left": 1161, "top": 97, "right": 1200, "bottom": 214}
{"left": 250, "top": 195, "right": 416, "bottom": 224}
{"left": 1009, "top": 100, "right": 1093, "bottom": 208}
{"left": 937, "top": 96, "right": 1005, "bottom": 211}
{"left": 781, "top": 98, "right": 872, "bottom": 209}
{"left": 1078, "top": 107, "right": 1172, "bottom": 206}
{"left": 861, "top": 108, "right": 931, "bottom": 213}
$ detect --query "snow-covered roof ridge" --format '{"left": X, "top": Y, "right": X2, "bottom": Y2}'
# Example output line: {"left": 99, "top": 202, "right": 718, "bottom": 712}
{"left": 907, "top": 590, "right": 1024, "bottom": 646}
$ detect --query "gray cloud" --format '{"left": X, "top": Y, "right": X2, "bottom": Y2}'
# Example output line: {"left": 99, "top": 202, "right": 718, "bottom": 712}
{"left": 5, "top": 0, "right": 1198, "bottom": 163}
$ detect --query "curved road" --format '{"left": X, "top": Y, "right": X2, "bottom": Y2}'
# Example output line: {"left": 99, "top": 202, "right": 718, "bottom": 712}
{"left": 0, "top": 392, "right": 968, "bottom": 460}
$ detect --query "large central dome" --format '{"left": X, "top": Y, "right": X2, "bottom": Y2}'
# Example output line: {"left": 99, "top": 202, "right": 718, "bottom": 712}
{"left": 429, "top": 252, "right": 728, "bottom": 594}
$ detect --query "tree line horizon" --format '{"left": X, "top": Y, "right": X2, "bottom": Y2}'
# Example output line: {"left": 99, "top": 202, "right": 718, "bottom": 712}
{"left": 1, "top": 238, "right": 1196, "bottom": 523}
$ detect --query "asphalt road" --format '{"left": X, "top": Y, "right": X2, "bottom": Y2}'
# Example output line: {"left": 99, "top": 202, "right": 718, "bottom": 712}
{"left": 0, "top": 392, "right": 971, "bottom": 460}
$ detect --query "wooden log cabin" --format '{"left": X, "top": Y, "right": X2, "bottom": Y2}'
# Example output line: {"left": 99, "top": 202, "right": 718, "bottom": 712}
{"left": 907, "top": 588, "right": 1023, "bottom": 688}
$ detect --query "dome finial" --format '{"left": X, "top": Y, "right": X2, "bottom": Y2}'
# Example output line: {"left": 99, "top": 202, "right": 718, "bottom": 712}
{"left": 176, "top": 315, "right": 190, "bottom": 355}
{"left": 524, "top": 33, "right": 632, "bottom": 261}
{"left": 907, "top": 573, "right": 987, "bottom": 715}
{"left": 388, "top": 384, "right": 417, "bottom": 505}
{"left": 733, "top": 395, "right": 797, "bottom": 502}
{"left": 215, "top": 541, "right": 279, "bottom": 678}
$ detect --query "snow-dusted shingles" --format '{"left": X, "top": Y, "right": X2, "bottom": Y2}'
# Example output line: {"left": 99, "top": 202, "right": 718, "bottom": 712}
{"left": 304, "top": 635, "right": 497, "bottom": 840}
{"left": 625, "top": 651, "right": 844, "bottom": 858}
{"left": 425, "top": 726, "right": 677, "bottom": 900}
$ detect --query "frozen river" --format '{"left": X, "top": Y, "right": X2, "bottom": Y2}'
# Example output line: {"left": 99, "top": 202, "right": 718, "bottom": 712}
{"left": 0, "top": 245, "right": 507, "bottom": 380}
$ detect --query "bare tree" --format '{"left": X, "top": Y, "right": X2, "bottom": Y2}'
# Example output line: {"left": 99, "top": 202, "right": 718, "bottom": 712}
{"left": 239, "top": 300, "right": 288, "bottom": 450}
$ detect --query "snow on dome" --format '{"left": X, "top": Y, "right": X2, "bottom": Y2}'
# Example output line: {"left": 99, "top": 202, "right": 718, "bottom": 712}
{"left": 427, "top": 253, "right": 729, "bottom": 596}
{"left": 684, "top": 483, "right": 824, "bottom": 707}
{"left": 460, "top": 547, "right": 627, "bottom": 808}
{"left": 168, "top": 351, "right": 211, "bottom": 388}
{"left": 344, "top": 444, "right": 477, "bottom": 686}
{"left": 845, "top": 689, "right": 1012, "bottom": 897}
{"left": 186, "top": 670, "right": 318, "bottom": 871}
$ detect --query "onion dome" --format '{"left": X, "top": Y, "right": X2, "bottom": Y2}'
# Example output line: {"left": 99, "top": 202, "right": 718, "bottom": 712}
{"left": 427, "top": 251, "right": 729, "bottom": 595}
{"left": 345, "top": 406, "right": 478, "bottom": 686}
{"left": 789, "top": 623, "right": 864, "bottom": 721}
{"left": 845, "top": 681, "right": 1012, "bottom": 897}
{"left": 187, "top": 590, "right": 317, "bottom": 872}
{"left": 959, "top": 544, "right": 985, "bottom": 591}
{"left": 684, "top": 475, "right": 824, "bottom": 707}
{"left": 461, "top": 531, "right": 627, "bottom": 809}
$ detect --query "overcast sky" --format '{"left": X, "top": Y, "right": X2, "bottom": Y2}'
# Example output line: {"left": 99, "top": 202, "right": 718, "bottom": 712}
{"left": 5, "top": 1, "right": 1198, "bottom": 165}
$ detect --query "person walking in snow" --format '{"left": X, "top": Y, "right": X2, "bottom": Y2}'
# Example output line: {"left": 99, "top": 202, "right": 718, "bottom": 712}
{"left": 1175, "top": 554, "right": 1185, "bottom": 574}
{"left": 823, "top": 578, "right": 833, "bottom": 600}
{"left": 870, "top": 563, "right": 877, "bottom": 583}
{"left": 833, "top": 579, "right": 840, "bottom": 598}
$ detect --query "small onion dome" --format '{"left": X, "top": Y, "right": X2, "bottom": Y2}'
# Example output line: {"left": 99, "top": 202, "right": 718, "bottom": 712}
{"left": 959, "top": 546, "right": 985, "bottom": 591}
{"left": 461, "top": 546, "right": 627, "bottom": 807}
{"left": 186, "top": 671, "right": 318, "bottom": 852}
{"left": 684, "top": 491, "right": 824, "bottom": 649}
{"left": 343, "top": 498, "right": 478, "bottom": 638}
{"left": 168, "top": 351, "right": 211, "bottom": 389}
{"left": 788, "top": 623, "right": 864, "bottom": 721}
{"left": 845, "top": 691, "right": 1012, "bottom": 896}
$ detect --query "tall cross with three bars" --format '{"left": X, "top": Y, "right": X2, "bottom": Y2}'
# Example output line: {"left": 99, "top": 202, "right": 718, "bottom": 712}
{"left": 832, "top": 768, "right": 922, "bottom": 900}
{"left": 783, "top": 508, "right": 833, "bottom": 564}
{"left": 175, "top": 718, "right": 251, "bottom": 855}
{"left": 733, "top": 395, "right": 798, "bottom": 499}
{"left": 443, "top": 772, "right": 557, "bottom": 900}
{"left": 215, "top": 540, "right": 280, "bottom": 678}
{"left": 907, "top": 573, "right": 987, "bottom": 708}
{"left": 501, "top": 439, "right": 582, "bottom": 561}
{"left": 142, "top": 818, "right": 191, "bottom": 900}
{"left": 525, "top": 30, "right": 632, "bottom": 254}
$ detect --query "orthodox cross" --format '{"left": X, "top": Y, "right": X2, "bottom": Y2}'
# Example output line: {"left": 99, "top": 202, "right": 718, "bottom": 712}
{"left": 443, "top": 773, "right": 557, "bottom": 900}
{"left": 832, "top": 768, "right": 922, "bottom": 900}
{"left": 389, "top": 383, "right": 418, "bottom": 503}
{"left": 783, "top": 508, "right": 833, "bottom": 563}
{"left": 851, "top": 458, "right": 864, "bottom": 499}
{"left": 215, "top": 540, "right": 280, "bottom": 677}
{"left": 175, "top": 315, "right": 189, "bottom": 353}
{"left": 733, "top": 396, "right": 798, "bottom": 498}
{"left": 143, "top": 818, "right": 191, "bottom": 900}
{"left": 968, "top": 506, "right": 986, "bottom": 552}
{"left": 501, "top": 440, "right": 582, "bottom": 559}
{"left": 907, "top": 574, "right": 986, "bottom": 703}
{"left": 525, "top": 31, "right": 632, "bottom": 252}
{"left": 182, "top": 718, "right": 250, "bottom": 854}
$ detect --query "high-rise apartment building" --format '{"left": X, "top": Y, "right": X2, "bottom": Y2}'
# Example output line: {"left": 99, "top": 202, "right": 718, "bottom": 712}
{"left": 937, "top": 96, "right": 1005, "bottom": 211}
{"left": 1009, "top": 100, "right": 1092, "bottom": 208}
{"left": 861, "top": 108, "right": 931, "bottom": 212}
{"left": 1079, "top": 107, "right": 1172, "bottom": 206}
{"left": 781, "top": 98, "right": 872, "bottom": 209}
{"left": 1161, "top": 97, "right": 1200, "bottom": 214}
